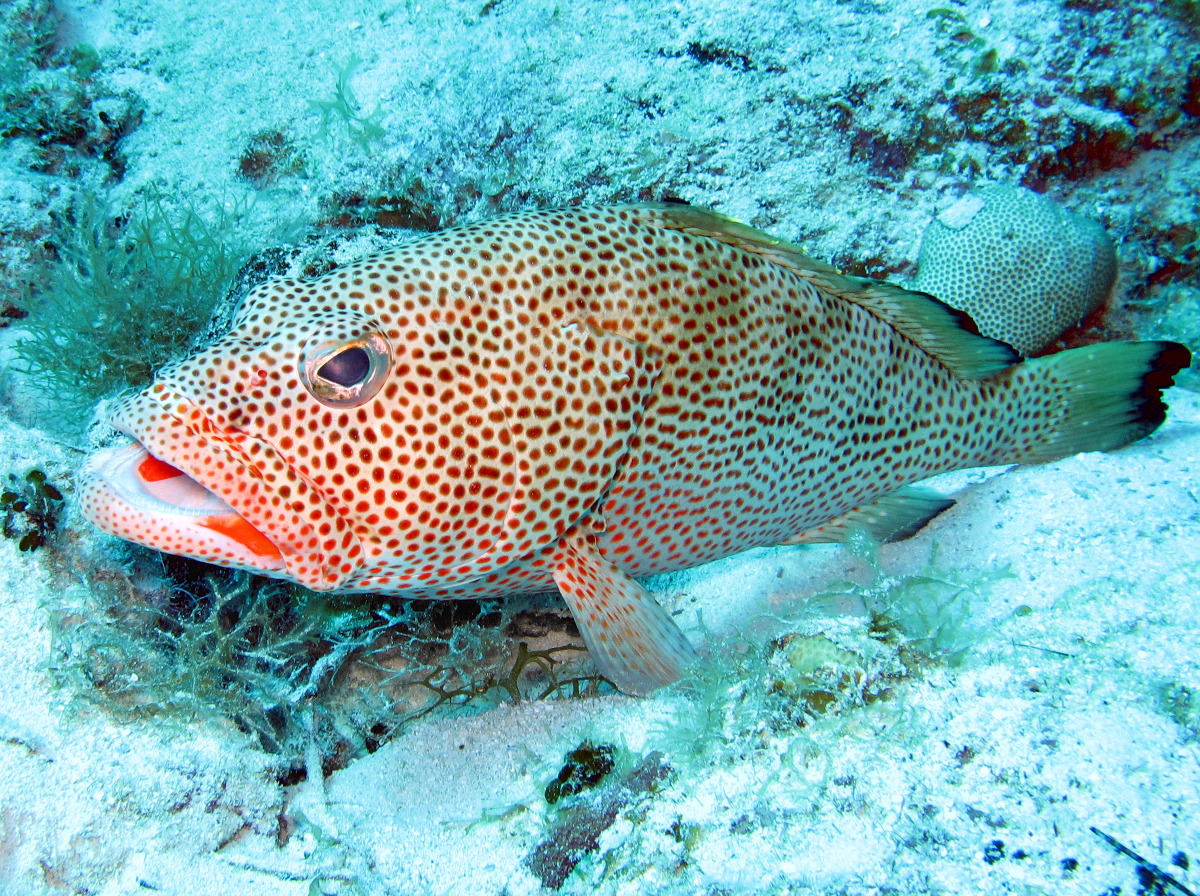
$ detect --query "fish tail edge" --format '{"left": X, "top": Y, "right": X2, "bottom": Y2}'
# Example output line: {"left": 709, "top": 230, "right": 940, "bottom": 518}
{"left": 1017, "top": 341, "right": 1191, "bottom": 463}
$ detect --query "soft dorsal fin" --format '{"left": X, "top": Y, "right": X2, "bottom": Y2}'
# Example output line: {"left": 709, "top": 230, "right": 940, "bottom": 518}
{"left": 807, "top": 275, "right": 1021, "bottom": 379}
{"left": 642, "top": 203, "right": 1021, "bottom": 379}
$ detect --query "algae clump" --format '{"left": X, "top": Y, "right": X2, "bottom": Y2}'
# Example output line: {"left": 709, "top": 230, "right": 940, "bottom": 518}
{"left": 1, "top": 468, "right": 63, "bottom": 551}
{"left": 8, "top": 191, "right": 258, "bottom": 435}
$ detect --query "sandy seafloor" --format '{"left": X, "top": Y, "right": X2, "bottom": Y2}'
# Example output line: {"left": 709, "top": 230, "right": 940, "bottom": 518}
{"left": 2, "top": 0, "right": 1200, "bottom": 893}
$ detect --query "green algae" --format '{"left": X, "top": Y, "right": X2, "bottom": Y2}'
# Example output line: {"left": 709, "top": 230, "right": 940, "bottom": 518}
{"left": 46, "top": 546, "right": 604, "bottom": 772}
{"left": 0, "top": 467, "right": 63, "bottom": 552}
{"left": 309, "top": 54, "right": 386, "bottom": 152}
{"left": 10, "top": 191, "right": 258, "bottom": 435}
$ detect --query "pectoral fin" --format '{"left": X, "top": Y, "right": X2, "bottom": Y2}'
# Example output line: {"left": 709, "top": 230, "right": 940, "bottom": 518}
{"left": 785, "top": 486, "right": 954, "bottom": 545}
{"left": 549, "top": 529, "right": 696, "bottom": 696}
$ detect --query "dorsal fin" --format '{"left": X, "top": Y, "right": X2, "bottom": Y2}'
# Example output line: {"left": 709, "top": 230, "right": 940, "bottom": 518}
{"left": 642, "top": 202, "right": 842, "bottom": 276}
{"left": 642, "top": 203, "right": 1021, "bottom": 379}
{"left": 807, "top": 275, "right": 1021, "bottom": 378}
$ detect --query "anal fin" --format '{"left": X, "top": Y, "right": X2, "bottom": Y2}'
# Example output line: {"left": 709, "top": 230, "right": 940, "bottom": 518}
{"left": 549, "top": 529, "right": 696, "bottom": 696}
{"left": 784, "top": 486, "right": 954, "bottom": 546}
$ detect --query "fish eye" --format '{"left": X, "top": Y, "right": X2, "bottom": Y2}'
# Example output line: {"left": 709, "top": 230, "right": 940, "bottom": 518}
{"left": 301, "top": 330, "right": 391, "bottom": 407}
{"left": 317, "top": 346, "right": 371, "bottom": 387}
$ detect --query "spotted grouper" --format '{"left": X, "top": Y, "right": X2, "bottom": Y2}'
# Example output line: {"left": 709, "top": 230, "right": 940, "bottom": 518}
{"left": 78, "top": 203, "right": 1190, "bottom": 694}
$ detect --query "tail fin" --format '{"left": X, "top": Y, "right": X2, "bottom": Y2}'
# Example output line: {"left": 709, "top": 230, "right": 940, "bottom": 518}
{"left": 1017, "top": 341, "right": 1190, "bottom": 464}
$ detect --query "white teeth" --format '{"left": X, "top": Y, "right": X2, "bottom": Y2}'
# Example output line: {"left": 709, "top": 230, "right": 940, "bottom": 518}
{"left": 85, "top": 440, "right": 235, "bottom": 518}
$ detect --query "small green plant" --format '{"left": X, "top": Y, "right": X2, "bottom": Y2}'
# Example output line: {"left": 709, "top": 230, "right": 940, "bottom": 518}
{"left": 657, "top": 542, "right": 1012, "bottom": 765}
{"left": 1158, "top": 682, "right": 1200, "bottom": 743}
{"left": 10, "top": 190, "right": 258, "bottom": 434}
{"left": 309, "top": 54, "right": 385, "bottom": 151}
{"left": 828, "top": 535, "right": 1013, "bottom": 668}
{"left": 1, "top": 468, "right": 63, "bottom": 551}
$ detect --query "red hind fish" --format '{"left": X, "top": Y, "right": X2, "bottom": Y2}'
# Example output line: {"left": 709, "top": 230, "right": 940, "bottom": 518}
{"left": 79, "top": 204, "right": 1190, "bottom": 694}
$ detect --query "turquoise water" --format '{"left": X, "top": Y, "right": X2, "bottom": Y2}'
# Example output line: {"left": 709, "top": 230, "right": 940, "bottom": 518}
{"left": 0, "top": 0, "right": 1197, "bottom": 893}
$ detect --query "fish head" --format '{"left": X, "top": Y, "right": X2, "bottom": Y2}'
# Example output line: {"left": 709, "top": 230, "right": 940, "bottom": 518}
{"left": 79, "top": 282, "right": 390, "bottom": 590}
{"left": 79, "top": 229, "right": 662, "bottom": 594}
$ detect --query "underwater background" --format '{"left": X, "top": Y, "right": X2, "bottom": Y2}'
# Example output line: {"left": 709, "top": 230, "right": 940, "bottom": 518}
{"left": 1, "top": 0, "right": 1198, "bottom": 893}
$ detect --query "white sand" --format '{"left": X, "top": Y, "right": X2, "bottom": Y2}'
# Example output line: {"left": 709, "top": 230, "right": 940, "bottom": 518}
{"left": 1, "top": 0, "right": 1197, "bottom": 892}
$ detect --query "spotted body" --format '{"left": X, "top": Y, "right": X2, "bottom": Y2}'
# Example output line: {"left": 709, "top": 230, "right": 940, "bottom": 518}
{"left": 79, "top": 204, "right": 1190, "bottom": 694}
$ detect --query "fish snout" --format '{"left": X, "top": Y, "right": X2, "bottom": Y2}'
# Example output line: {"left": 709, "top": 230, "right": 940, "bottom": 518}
{"left": 83, "top": 389, "right": 363, "bottom": 591}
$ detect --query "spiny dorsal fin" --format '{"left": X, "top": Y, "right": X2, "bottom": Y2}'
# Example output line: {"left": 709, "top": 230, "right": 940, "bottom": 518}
{"left": 642, "top": 202, "right": 841, "bottom": 276}
{"left": 643, "top": 203, "right": 1021, "bottom": 380}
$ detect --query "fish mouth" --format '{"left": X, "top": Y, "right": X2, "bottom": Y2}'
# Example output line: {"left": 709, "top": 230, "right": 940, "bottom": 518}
{"left": 79, "top": 437, "right": 286, "bottom": 573}
{"left": 79, "top": 381, "right": 360, "bottom": 591}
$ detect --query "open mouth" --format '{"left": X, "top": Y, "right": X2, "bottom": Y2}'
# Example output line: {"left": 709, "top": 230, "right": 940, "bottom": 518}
{"left": 81, "top": 438, "right": 284, "bottom": 570}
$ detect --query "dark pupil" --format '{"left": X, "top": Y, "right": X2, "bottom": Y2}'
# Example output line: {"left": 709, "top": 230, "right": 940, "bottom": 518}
{"left": 317, "top": 346, "right": 371, "bottom": 387}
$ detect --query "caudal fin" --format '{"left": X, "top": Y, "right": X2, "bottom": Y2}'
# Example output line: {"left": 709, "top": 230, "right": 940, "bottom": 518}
{"left": 1016, "top": 341, "right": 1191, "bottom": 464}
